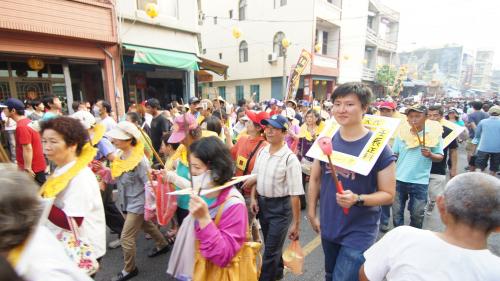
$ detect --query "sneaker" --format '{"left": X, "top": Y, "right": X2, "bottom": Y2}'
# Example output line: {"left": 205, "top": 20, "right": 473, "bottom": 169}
{"left": 111, "top": 267, "right": 139, "bottom": 281}
{"left": 108, "top": 239, "right": 121, "bottom": 249}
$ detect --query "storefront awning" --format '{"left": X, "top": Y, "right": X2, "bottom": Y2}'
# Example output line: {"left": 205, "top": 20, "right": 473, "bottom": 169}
{"left": 198, "top": 57, "right": 228, "bottom": 79}
{"left": 123, "top": 44, "right": 200, "bottom": 71}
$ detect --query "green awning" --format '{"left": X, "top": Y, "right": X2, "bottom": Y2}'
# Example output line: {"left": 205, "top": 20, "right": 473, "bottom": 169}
{"left": 123, "top": 44, "right": 200, "bottom": 71}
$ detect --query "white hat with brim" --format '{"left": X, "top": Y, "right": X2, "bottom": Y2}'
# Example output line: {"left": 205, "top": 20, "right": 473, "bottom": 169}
{"left": 105, "top": 121, "right": 141, "bottom": 141}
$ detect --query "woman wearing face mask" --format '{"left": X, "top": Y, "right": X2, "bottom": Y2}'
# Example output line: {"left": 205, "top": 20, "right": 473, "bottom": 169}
{"left": 167, "top": 136, "right": 248, "bottom": 280}
{"left": 105, "top": 121, "right": 169, "bottom": 281}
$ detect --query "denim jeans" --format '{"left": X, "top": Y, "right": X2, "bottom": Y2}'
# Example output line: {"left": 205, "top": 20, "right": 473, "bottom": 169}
{"left": 321, "top": 239, "right": 365, "bottom": 281}
{"left": 380, "top": 205, "right": 391, "bottom": 226}
{"left": 392, "top": 180, "right": 428, "bottom": 229}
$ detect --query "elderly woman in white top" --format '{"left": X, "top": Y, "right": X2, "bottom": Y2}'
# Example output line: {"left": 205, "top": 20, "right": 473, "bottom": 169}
{"left": 40, "top": 117, "right": 106, "bottom": 262}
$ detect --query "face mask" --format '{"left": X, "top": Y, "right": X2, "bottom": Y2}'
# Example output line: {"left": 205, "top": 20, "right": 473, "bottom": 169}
{"left": 191, "top": 170, "right": 213, "bottom": 190}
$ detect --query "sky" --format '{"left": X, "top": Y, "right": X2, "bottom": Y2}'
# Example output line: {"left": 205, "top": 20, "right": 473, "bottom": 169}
{"left": 382, "top": 0, "right": 500, "bottom": 68}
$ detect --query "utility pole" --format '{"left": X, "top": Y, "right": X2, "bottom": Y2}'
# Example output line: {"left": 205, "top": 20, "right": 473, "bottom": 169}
{"left": 282, "top": 47, "right": 287, "bottom": 100}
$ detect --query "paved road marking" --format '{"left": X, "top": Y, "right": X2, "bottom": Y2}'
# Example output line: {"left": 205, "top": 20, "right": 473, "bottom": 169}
{"left": 302, "top": 235, "right": 321, "bottom": 256}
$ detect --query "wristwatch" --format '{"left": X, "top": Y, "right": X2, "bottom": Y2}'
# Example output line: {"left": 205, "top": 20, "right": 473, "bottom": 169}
{"left": 355, "top": 194, "right": 364, "bottom": 206}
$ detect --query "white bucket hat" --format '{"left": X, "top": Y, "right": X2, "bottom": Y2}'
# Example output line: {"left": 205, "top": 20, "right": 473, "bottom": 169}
{"left": 105, "top": 121, "right": 141, "bottom": 140}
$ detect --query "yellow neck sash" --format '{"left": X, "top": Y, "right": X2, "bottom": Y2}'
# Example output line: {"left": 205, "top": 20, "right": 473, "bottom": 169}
{"left": 299, "top": 122, "right": 325, "bottom": 141}
{"left": 110, "top": 141, "right": 145, "bottom": 178}
{"left": 40, "top": 143, "right": 97, "bottom": 198}
{"left": 91, "top": 123, "right": 105, "bottom": 146}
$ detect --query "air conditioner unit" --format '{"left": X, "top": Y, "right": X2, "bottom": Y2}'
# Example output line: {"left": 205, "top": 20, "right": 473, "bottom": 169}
{"left": 268, "top": 53, "right": 278, "bottom": 63}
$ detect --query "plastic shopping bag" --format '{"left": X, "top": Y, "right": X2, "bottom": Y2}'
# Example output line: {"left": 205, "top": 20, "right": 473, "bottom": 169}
{"left": 154, "top": 173, "right": 177, "bottom": 226}
{"left": 282, "top": 240, "right": 304, "bottom": 275}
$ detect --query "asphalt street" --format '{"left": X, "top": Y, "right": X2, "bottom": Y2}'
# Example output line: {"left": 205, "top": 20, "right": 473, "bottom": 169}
{"left": 95, "top": 145, "right": 499, "bottom": 281}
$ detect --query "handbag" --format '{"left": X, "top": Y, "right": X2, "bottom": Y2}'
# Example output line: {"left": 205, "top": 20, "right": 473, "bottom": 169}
{"left": 300, "top": 157, "right": 313, "bottom": 176}
{"left": 299, "top": 139, "right": 313, "bottom": 176}
{"left": 55, "top": 217, "right": 99, "bottom": 275}
{"left": 193, "top": 196, "right": 262, "bottom": 281}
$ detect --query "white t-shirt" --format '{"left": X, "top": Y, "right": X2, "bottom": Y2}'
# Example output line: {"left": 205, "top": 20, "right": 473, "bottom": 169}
{"left": 16, "top": 225, "right": 92, "bottom": 281}
{"left": 99, "top": 115, "right": 117, "bottom": 132}
{"left": 1, "top": 111, "right": 16, "bottom": 130}
{"left": 49, "top": 161, "right": 106, "bottom": 258}
{"left": 364, "top": 226, "right": 500, "bottom": 281}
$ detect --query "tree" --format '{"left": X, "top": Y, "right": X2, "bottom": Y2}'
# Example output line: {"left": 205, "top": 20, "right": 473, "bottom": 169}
{"left": 376, "top": 65, "right": 397, "bottom": 96}
{"left": 376, "top": 65, "right": 408, "bottom": 97}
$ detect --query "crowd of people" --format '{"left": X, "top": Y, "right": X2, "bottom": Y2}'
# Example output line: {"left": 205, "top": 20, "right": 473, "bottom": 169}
{"left": 0, "top": 82, "right": 499, "bottom": 281}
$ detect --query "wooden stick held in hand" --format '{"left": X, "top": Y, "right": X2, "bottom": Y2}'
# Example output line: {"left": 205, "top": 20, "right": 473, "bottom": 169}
{"left": 317, "top": 137, "right": 349, "bottom": 215}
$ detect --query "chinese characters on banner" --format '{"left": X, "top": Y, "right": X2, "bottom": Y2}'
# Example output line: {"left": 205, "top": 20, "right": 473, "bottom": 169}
{"left": 285, "top": 49, "right": 312, "bottom": 101}
{"left": 307, "top": 115, "right": 400, "bottom": 176}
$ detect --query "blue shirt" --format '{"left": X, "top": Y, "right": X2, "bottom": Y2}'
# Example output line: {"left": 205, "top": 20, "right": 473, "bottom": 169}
{"left": 95, "top": 137, "right": 115, "bottom": 160}
{"left": 476, "top": 117, "right": 500, "bottom": 153}
{"left": 468, "top": 111, "right": 489, "bottom": 138}
{"left": 320, "top": 131, "right": 395, "bottom": 251}
{"left": 393, "top": 133, "right": 444, "bottom": 185}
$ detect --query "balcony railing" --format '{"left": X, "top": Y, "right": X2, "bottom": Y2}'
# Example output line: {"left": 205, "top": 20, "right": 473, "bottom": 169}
{"left": 313, "top": 54, "right": 338, "bottom": 69}
{"left": 362, "top": 67, "right": 376, "bottom": 81}
{"left": 378, "top": 37, "right": 397, "bottom": 51}
{"left": 366, "top": 27, "right": 378, "bottom": 45}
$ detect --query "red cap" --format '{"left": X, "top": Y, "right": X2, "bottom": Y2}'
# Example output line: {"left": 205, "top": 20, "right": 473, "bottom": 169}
{"left": 245, "top": 110, "right": 270, "bottom": 129}
{"left": 378, "top": 101, "right": 396, "bottom": 110}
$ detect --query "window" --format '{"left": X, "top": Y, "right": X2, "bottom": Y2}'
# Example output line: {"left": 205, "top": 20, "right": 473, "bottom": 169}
{"left": 218, "top": 86, "right": 226, "bottom": 100}
{"left": 219, "top": 53, "right": 223, "bottom": 59}
{"left": 239, "top": 41, "right": 248, "bottom": 62}
{"left": 280, "top": 0, "right": 287, "bottom": 6}
{"left": 250, "top": 84, "right": 260, "bottom": 102}
{"left": 202, "top": 48, "right": 207, "bottom": 54}
{"left": 137, "top": 0, "right": 178, "bottom": 18}
{"left": 239, "top": 0, "right": 247, "bottom": 21}
{"left": 137, "top": 0, "right": 157, "bottom": 11}
{"left": 322, "top": 31, "right": 328, "bottom": 55}
{"left": 229, "top": 9, "right": 233, "bottom": 19}
{"left": 214, "top": 16, "right": 217, "bottom": 24}
{"left": 236, "top": 85, "right": 244, "bottom": 101}
{"left": 273, "top": 32, "right": 286, "bottom": 57}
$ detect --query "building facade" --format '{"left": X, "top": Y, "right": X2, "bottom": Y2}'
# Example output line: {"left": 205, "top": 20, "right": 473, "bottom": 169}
{"left": 199, "top": 0, "right": 342, "bottom": 103}
{"left": 339, "top": 0, "right": 399, "bottom": 84}
{"left": 471, "top": 49, "right": 494, "bottom": 91}
{"left": 116, "top": 0, "right": 203, "bottom": 108}
{"left": 0, "top": 0, "right": 124, "bottom": 115}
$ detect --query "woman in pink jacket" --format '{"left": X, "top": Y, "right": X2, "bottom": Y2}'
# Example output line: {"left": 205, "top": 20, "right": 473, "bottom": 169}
{"left": 167, "top": 136, "right": 248, "bottom": 280}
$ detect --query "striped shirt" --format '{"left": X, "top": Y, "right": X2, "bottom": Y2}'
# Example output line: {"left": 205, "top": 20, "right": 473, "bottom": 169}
{"left": 252, "top": 144, "right": 304, "bottom": 198}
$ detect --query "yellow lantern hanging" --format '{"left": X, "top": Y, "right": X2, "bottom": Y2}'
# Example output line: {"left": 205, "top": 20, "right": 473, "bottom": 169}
{"left": 281, "top": 38, "right": 290, "bottom": 49}
{"left": 314, "top": 43, "right": 321, "bottom": 53}
{"left": 232, "top": 27, "right": 242, "bottom": 39}
{"left": 314, "top": 80, "right": 319, "bottom": 85}
{"left": 343, "top": 54, "right": 350, "bottom": 60}
{"left": 322, "top": 80, "right": 327, "bottom": 86}
{"left": 27, "top": 58, "right": 44, "bottom": 71}
{"left": 145, "top": 2, "right": 159, "bottom": 19}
